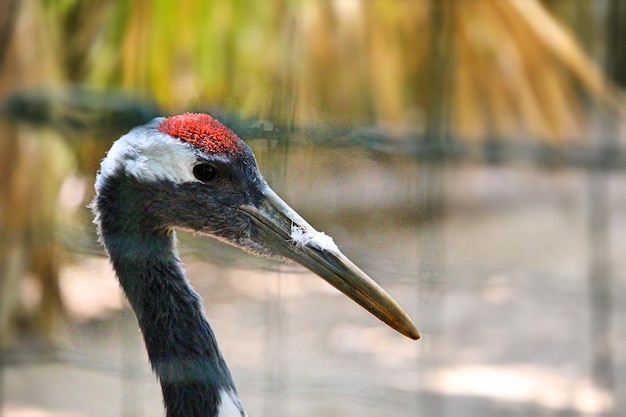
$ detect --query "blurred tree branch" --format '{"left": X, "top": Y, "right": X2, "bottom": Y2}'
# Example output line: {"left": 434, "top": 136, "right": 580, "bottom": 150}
{"left": 2, "top": 86, "right": 625, "bottom": 171}
{"left": 606, "top": 0, "right": 626, "bottom": 88}
{"left": 0, "top": 0, "right": 18, "bottom": 71}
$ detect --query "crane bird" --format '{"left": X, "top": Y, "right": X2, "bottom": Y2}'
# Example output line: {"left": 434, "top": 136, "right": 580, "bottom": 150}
{"left": 92, "top": 113, "right": 419, "bottom": 417}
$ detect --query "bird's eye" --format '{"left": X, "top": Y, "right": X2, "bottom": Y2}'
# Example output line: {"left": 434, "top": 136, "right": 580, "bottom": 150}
{"left": 193, "top": 163, "right": 218, "bottom": 183}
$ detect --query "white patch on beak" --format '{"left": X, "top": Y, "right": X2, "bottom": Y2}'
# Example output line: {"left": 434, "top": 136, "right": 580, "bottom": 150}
{"left": 290, "top": 224, "right": 340, "bottom": 253}
{"left": 95, "top": 117, "right": 199, "bottom": 191}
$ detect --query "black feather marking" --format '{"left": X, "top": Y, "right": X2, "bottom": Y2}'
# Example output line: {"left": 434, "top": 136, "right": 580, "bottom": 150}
{"left": 93, "top": 172, "right": 242, "bottom": 417}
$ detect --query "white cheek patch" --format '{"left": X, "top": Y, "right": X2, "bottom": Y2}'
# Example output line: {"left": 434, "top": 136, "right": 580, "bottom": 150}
{"left": 96, "top": 117, "right": 199, "bottom": 191}
{"left": 217, "top": 390, "right": 246, "bottom": 417}
{"left": 290, "top": 224, "right": 340, "bottom": 253}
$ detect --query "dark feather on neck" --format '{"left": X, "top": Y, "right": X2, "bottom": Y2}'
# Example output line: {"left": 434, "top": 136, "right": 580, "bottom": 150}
{"left": 94, "top": 173, "right": 240, "bottom": 417}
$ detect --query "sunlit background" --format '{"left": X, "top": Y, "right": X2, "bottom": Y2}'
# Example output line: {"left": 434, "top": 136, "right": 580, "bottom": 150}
{"left": 1, "top": 0, "right": 625, "bottom": 416}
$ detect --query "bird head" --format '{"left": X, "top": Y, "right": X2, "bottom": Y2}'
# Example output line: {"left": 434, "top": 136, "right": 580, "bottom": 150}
{"left": 94, "top": 113, "right": 419, "bottom": 340}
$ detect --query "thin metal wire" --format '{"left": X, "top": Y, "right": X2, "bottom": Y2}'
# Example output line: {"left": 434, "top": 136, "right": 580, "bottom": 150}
{"left": 261, "top": 132, "right": 291, "bottom": 417}
{"left": 121, "top": 311, "right": 143, "bottom": 417}
{"left": 584, "top": 2, "right": 623, "bottom": 413}
{"left": 414, "top": 2, "right": 454, "bottom": 416}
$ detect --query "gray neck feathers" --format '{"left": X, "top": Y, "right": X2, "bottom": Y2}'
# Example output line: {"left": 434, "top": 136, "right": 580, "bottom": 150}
{"left": 93, "top": 172, "right": 240, "bottom": 417}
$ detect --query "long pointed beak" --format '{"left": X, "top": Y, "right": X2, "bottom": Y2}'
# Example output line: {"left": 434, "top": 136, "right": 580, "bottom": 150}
{"left": 238, "top": 186, "right": 420, "bottom": 340}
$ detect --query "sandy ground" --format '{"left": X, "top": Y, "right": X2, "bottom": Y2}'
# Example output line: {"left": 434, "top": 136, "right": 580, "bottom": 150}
{"left": 2, "top": 152, "right": 626, "bottom": 417}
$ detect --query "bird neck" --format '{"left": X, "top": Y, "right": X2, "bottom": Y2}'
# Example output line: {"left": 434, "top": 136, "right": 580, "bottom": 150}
{"left": 95, "top": 177, "right": 243, "bottom": 417}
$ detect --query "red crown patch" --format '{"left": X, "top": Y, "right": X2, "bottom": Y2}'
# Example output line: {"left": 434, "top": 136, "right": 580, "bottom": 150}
{"left": 158, "top": 113, "right": 243, "bottom": 154}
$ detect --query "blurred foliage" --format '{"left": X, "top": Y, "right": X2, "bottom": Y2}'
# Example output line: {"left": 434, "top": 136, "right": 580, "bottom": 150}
{"left": 20, "top": 0, "right": 622, "bottom": 142}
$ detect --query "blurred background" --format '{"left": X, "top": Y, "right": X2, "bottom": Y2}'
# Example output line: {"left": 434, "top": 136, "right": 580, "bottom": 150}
{"left": 1, "top": 0, "right": 625, "bottom": 416}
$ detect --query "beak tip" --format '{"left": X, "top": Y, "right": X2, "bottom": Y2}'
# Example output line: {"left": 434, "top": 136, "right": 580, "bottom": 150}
{"left": 404, "top": 324, "right": 421, "bottom": 340}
